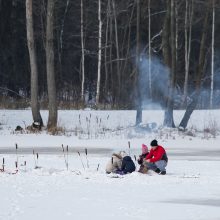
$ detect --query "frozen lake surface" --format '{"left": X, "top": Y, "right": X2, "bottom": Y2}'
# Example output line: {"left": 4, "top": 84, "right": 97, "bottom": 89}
{"left": 1, "top": 109, "right": 220, "bottom": 220}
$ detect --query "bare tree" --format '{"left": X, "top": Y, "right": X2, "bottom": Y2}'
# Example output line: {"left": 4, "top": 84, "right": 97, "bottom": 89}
{"left": 46, "top": 0, "right": 57, "bottom": 129}
{"left": 182, "top": 0, "right": 194, "bottom": 107}
{"left": 104, "top": 0, "right": 111, "bottom": 98}
{"left": 58, "top": 0, "right": 70, "bottom": 84}
{"left": 135, "top": 0, "right": 142, "bottom": 125}
{"left": 210, "top": 0, "right": 215, "bottom": 108}
{"left": 81, "top": 0, "right": 85, "bottom": 103}
{"left": 175, "top": 0, "right": 178, "bottom": 65}
{"left": 112, "top": 0, "right": 121, "bottom": 101}
{"left": 179, "top": 1, "right": 211, "bottom": 129}
{"left": 60, "top": 0, "right": 70, "bottom": 54}
{"left": 163, "top": 0, "right": 175, "bottom": 127}
{"left": 26, "top": 0, "right": 43, "bottom": 126}
{"left": 162, "top": 0, "right": 171, "bottom": 68}
{"left": 148, "top": 0, "right": 152, "bottom": 99}
{"left": 96, "top": 0, "right": 102, "bottom": 105}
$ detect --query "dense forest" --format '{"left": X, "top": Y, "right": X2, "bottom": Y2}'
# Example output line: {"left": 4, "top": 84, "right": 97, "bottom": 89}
{"left": 0, "top": 0, "right": 220, "bottom": 128}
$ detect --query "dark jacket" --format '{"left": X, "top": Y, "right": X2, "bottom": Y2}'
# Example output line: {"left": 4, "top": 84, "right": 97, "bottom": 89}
{"left": 137, "top": 153, "right": 149, "bottom": 165}
{"left": 121, "top": 156, "right": 136, "bottom": 174}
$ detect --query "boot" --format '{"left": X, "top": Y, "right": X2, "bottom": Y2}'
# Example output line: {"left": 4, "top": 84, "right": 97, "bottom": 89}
{"left": 155, "top": 168, "right": 160, "bottom": 173}
{"left": 159, "top": 170, "right": 166, "bottom": 175}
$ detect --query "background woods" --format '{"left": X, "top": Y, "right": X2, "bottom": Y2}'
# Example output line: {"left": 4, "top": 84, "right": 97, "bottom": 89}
{"left": 1, "top": 0, "right": 220, "bottom": 126}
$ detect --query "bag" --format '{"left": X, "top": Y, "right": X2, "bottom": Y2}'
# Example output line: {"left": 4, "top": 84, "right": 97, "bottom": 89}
{"left": 138, "top": 164, "right": 148, "bottom": 174}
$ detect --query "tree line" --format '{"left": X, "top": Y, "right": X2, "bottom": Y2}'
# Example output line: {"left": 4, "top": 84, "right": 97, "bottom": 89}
{"left": 0, "top": 0, "right": 220, "bottom": 129}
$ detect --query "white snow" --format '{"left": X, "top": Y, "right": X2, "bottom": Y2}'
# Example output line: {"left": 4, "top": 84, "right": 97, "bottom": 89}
{"left": 0, "top": 109, "right": 220, "bottom": 220}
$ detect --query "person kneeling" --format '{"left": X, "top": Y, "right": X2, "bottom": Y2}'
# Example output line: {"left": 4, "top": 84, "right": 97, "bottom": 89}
{"left": 143, "top": 139, "right": 168, "bottom": 175}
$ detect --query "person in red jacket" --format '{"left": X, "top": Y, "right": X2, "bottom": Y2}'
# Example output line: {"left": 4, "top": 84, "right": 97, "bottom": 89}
{"left": 144, "top": 139, "right": 168, "bottom": 175}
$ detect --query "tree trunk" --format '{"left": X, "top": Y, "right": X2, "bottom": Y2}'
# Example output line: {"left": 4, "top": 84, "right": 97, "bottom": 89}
{"left": 58, "top": 0, "right": 70, "bottom": 85}
{"left": 112, "top": 0, "right": 121, "bottom": 102}
{"left": 182, "top": 0, "right": 194, "bottom": 107}
{"left": 121, "top": 2, "right": 135, "bottom": 86}
{"left": 109, "top": 6, "right": 114, "bottom": 105}
{"left": 162, "top": 0, "right": 171, "bottom": 69}
{"left": 179, "top": 93, "right": 198, "bottom": 130}
{"left": 163, "top": 0, "right": 175, "bottom": 128}
{"left": 183, "top": 0, "right": 189, "bottom": 107}
{"left": 175, "top": 1, "right": 178, "bottom": 66}
{"left": 96, "top": 0, "right": 102, "bottom": 105}
{"left": 26, "top": 0, "right": 43, "bottom": 126}
{"left": 46, "top": 0, "right": 57, "bottom": 129}
{"left": 81, "top": 0, "right": 85, "bottom": 103}
{"left": 179, "top": 2, "right": 211, "bottom": 129}
{"left": 148, "top": 0, "right": 152, "bottom": 99}
{"left": 135, "top": 0, "right": 142, "bottom": 125}
{"left": 210, "top": 0, "right": 215, "bottom": 108}
{"left": 104, "top": 0, "right": 110, "bottom": 98}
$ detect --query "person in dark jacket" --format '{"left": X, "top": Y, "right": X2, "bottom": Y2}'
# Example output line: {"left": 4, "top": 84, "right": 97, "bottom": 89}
{"left": 116, "top": 154, "right": 136, "bottom": 175}
{"left": 143, "top": 139, "right": 168, "bottom": 175}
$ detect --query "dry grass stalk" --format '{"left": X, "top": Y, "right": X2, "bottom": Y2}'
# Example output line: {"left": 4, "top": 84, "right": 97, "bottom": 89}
{"left": 61, "top": 144, "right": 68, "bottom": 170}
{"left": 85, "top": 148, "right": 89, "bottom": 168}
{"left": 77, "top": 151, "right": 85, "bottom": 170}
{"left": 128, "top": 141, "right": 131, "bottom": 156}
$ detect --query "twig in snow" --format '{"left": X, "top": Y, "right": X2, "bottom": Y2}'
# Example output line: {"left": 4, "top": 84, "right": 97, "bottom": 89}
{"left": 1, "top": 158, "right": 5, "bottom": 172}
{"left": 77, "top": 151, "right": 85, "bottom": 170}
{"left": 33, "top": 150, "right": 36, "bottom": 167}
{"left": 85, "top": 148, "right": 89, "bottom": 168}
{"left": 36, "top": 153, "right": 39, "bottom": 167}
{"left": 24, "top": 161, "right": 27, "bottom": 172}
{"left": 66, "top": 145, "right": 69, "bottom": 170}
{"left": 128, "top": 141, "right": 131, "bottom": 156}
{"left": 15, "top": 143, "right": 18, "bottom": 167}
{"left": 33, "top": 150, "right": 40, "bottom": 169}
{"left": 134, "top": 155, "right": 137, "bottom": 161}
{"left": 79, "top": 114, "right": 81, "bottom": 125}
{"left": 97, "top": 163, "right": 100, "bottom": 171}
{"left": 61, "top": 144, "right": 68, "bottom": 170}
{"left": 15, "top": 161, "right": 18, "bottom": 172}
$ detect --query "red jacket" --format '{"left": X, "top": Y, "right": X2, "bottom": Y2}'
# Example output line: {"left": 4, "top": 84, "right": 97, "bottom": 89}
{"left": 145, "top": 145, "right": 167, "bottom": 163}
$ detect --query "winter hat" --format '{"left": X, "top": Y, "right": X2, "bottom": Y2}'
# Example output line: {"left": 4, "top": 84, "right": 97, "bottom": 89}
{"left": 142, "top": 144, "right": 148, "bottom": 154}
{"left": 150, "top": 139, "right": 158, "bottom": 147}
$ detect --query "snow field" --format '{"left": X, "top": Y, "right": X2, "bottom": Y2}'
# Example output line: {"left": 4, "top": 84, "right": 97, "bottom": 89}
{"left": 0, "top": 152, "right": 220, "bottom": 220}
{"left": 1, "top": 109, "right": 220, "bottom": 220}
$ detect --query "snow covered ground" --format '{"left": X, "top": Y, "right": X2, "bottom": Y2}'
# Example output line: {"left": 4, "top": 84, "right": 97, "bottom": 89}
{"left": 1, "top": 109, "right": 220, "bottom": 220}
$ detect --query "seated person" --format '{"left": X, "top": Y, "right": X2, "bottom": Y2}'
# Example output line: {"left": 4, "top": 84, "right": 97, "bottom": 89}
{"left": 138, "top": 144, "right": 149, "bottom": 165}
{"left": 116, "top": 154, "right": 136, "bottom": 175}
{"left": 137, "top": 144, "right": 149, "bottom": 173}
{"left": 105, "top": 151, "right": 126, "bottom": 174}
